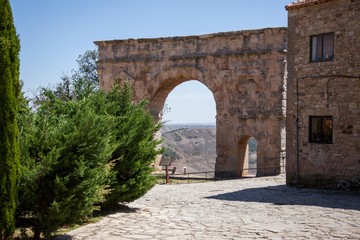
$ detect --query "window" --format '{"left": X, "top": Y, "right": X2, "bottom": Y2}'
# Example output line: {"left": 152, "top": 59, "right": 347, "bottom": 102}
{"left": 309, "top": 116, "right": 333, "bottom": 144}
{"left": 310, "top": 33, "right": 334, "bottom": 62}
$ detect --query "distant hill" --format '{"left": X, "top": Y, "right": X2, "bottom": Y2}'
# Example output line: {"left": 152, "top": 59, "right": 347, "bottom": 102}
{"left": 161, "top": 124, "right": 216, "bottom": 174}
{"left": 160, "top": 124, "right": 257, "bottom": 175}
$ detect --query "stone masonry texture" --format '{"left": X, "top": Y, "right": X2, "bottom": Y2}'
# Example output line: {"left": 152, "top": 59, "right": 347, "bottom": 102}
{"left": 95, "top": 0, "right": 359, "bottom": 188}
{"left": 286, "top": 0, "right": 360, "bottom": 188}
{"left": 95, "top": 28, "right": 287, "bottom": 178}
{"left": 55, "top": 175, "right": 360, "bottom": 240}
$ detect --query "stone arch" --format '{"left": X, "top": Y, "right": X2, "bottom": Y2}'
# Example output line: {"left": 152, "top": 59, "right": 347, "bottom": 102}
{"left": 95, "top": 27, "right": 287, "bottom": 178}
{"left": 248, "top": 137, "right": 258, "bottom": 176}
{"left": 147, "top": 66, "right": 215, "bottom": 120}
{"left": 238, "top": 135, "right": 252, "bottom": 176}
{"left": 237, "top": 136, "right": 258, "bottom": 177}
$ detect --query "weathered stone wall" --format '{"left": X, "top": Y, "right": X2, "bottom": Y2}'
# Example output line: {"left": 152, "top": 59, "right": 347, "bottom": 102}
{"left": 95, "top": 28, "right": 287, "bottom": 177}
{"left": 286, "top": 0, "right": 360, "bottom": 188}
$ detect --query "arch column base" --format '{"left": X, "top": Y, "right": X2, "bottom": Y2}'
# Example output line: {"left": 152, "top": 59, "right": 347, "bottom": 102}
{"left": 256, "top": 167, "right": 281, "bottom": 177}
{"left": 214, "top": 170, "right": 239, "bottom": 179}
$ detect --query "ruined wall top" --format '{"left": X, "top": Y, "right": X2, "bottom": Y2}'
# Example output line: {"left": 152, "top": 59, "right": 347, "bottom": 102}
{"left": 94, "top": 27, "right": 287, "bottom": 63}
{"left": 285, "top": 0, "right": 338, "bottom": 10}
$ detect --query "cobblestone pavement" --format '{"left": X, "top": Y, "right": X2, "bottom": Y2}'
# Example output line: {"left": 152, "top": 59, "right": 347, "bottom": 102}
{"left": 57, "top": 175, "right": 360, "bottom": 239}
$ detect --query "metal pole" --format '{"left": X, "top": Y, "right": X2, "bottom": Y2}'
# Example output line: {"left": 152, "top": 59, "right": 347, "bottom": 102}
{"left": 165, "top": 165, "right": 170, "bottom": 184}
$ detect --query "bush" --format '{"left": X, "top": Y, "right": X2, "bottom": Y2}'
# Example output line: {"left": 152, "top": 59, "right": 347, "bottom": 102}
{"left": 103, "top": 84, "right": 162, "bottom": 205}
{"left": 16, "top": 51, "right": 162, "bottom": 237}
{"left": 17, "top": 89, "right": 115, "bottom": 239}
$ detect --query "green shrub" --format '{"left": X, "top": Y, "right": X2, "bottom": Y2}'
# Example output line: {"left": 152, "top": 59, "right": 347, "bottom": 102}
{"left": 0, "top": 0, "right": 21, "bottom": 239}
{"left": 103, "top": 84, "right": 162, "bottom": 205}
{"left": 17, "top": 89, "right": 115, "bottom": 239}
{"left": 16, "top": 51, "right": 162, "bottom": 237}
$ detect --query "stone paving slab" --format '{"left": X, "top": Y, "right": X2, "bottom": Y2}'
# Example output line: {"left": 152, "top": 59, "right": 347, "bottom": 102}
{"left": 56, "top": 175, "right": 360, "bottom": 239}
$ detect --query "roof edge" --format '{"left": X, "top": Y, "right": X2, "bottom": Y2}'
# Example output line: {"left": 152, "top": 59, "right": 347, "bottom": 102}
{"left": 285, "top": 0, "right": 338, "bottom": 10}
{"left": 94, "top": 27, "right": 287, "bottom": 46}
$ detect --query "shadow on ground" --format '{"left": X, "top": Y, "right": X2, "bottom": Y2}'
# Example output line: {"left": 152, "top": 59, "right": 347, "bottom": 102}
{"left": 53, "top": 234, "right": 73, "bottom": 240}
{"left": 52, "top": 205, "right": 139, "bottom": 240}
{"left": 206, "top": 184, "right": 360, "bottom": 211}
{"left": 92, "top": 204, "right": 139, "bottom": 218}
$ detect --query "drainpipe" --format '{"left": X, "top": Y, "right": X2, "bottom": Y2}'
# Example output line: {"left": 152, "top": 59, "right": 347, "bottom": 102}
{"left": 296, "top": 77, "right": 299, "bottom": 185}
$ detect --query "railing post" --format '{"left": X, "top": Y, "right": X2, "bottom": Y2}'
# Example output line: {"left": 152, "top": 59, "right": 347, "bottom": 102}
{"left": 165, "top": 165, "right": 170, "bottom": 184}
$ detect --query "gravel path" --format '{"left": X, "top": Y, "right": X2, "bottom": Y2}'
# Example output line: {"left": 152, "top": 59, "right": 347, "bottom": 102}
{"left": 57, "top": 175, "right": 360, "bottom": 239}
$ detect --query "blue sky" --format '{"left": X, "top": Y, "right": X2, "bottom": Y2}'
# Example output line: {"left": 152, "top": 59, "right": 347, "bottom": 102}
{"left": 10, "top": 1, "right": 288, "bottom": 124}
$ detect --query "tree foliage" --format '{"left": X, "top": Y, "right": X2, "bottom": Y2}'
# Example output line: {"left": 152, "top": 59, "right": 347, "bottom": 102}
{"left": 52, "top": 50, "right": 98, "bottom": 102}
{"left": 17, "top": 50, "right": 162, "bottom": 238}
{"left": 0, "top": 0, "right": 21, "bottom": 239}
{"left": 18, "top": 88, "right": 115, "bottom": 239}
{"left": 104, "top": 84, "right": 162, "bottom": 205}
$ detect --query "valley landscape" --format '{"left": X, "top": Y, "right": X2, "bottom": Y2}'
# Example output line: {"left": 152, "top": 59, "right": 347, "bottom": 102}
{"left": 160, "top": 124, "right": 257, "bottom": 176}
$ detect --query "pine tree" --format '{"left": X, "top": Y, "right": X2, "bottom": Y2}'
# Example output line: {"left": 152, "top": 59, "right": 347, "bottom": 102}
{"left": 16, "top": 50, "right": 162, "bottom": 237}
{"left": 104, "top": 84, "right": 162, "bottom": 205}
{"left": 17, "top": 88, "right": 116, "bottom": 239}
{"left": 0, "top": 0, "right": 21, "bottom": 239}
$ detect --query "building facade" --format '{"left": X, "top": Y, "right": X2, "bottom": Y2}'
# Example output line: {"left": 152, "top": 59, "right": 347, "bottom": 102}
{"left": 286, "top": 0, "right": 360, "bottom": 188}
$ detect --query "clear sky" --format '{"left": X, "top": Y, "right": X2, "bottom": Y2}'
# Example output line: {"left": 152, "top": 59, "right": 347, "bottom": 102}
{"left": 10, "top": 0, "right": 288, "bottom": 124}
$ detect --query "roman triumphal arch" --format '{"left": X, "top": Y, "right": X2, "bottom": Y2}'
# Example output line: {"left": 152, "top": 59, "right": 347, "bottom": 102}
{"left": 95, "top": 27, "right": 287, "bottom": 177}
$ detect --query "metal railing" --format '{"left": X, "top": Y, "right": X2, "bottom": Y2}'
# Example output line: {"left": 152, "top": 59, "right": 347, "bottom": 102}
{"left": 162, "top": 165, "right": 286, "bottom": 183}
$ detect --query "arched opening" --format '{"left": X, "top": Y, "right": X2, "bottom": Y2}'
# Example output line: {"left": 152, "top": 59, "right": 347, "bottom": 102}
{"left": 238, "top": 136, "right": 257, "bottom": 177}
{"left": 162, "top": 80, "right": 216, "bottom": 124}
{"left": 160, "top": 80, "right": 217, "bottom": 177}
{"left": 247, "top": 137, "right": 257, "bottom": 176}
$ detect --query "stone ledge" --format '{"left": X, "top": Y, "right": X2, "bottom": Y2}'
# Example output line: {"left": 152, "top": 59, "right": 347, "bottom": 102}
{"left": 98, "top": 49, "right": 285, "bottom": 63}
{"left": 94, "top": 27, "right": 287, "bottom": 46}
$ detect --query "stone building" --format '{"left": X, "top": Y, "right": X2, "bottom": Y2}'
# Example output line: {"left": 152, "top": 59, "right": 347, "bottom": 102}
{"left": 286, "top": 0, "right": 360, "bottom": 188}
{"left": 95, "top": 0, "right": 359, "bottom": 187}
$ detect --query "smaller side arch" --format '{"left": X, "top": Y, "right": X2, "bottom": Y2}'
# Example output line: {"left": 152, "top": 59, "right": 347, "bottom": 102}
{"left": 237, "top": 135, "right": 258, "bottom": 177}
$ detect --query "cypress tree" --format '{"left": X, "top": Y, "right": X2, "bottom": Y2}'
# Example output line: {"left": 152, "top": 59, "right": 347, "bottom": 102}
{"left": 0, "top": 0, "right": 21, "bottom": 239}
